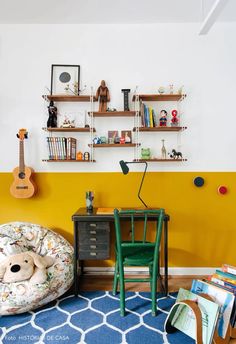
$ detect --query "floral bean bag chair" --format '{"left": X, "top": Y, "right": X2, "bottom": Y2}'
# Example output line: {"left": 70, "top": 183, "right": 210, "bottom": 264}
{"left": 0, "top": 222, "right": 74, "bottom": 315}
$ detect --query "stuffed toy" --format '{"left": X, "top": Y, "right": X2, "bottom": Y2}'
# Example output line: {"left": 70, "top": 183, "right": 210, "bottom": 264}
{"left": 0, "top": 251, "right": 54, "bottom": 285}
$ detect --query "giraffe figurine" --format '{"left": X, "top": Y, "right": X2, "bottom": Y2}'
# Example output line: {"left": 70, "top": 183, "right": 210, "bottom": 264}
{"left": 161, "top": 139, "right": 167, "bottom": 160}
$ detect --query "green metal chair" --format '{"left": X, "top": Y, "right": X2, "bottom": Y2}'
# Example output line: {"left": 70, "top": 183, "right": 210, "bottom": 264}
{"left": 112, "top": 208, "right": 165, "bottom": 316}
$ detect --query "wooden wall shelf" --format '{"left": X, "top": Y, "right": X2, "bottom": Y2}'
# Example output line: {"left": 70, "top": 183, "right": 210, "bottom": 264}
{"left": 42, "top": 127, "right": 96, "bottom": 132}
{"left": 134, "top": 158, "right": 187, "bottom": 162}
{"left": 132, "top": 94, "right": 186, "bottom": 102}
{"left": 88, "top": 111, "right": 136, "bottom": 117}
{"left": 133, "top": 126, "right": 187, "bottom": 132}
{"left": 43, "top": 95, "right": 97, "bottom": 102}
{"left": 42, "top": 159, "right": 96, "bottom": 162}
{"left": 88, "top": 143, "right": 140, "bottom": 148}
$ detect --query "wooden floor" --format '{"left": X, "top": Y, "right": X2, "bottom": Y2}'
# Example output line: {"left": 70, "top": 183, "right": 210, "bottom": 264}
{"left": 78, "top": 274, "right": 236, "bottom": 344}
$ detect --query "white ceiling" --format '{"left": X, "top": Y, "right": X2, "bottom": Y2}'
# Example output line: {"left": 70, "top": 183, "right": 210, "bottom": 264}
{"left": 0, "top": 0, "right": 235, "bottom": 24}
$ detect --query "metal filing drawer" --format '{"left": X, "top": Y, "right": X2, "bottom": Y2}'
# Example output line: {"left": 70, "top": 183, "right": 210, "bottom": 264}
{"left": 78, "top": 222, "right": 110, "bottom": 260}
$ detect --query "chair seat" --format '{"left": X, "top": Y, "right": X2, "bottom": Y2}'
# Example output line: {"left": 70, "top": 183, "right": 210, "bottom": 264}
{"left": 122, "top": 244, "right": 155, "bottom": 266}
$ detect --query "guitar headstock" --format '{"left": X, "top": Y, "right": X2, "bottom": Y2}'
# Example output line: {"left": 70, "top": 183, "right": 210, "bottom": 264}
{"left": 17, "top": 129, "right": 28, "bottom": 140}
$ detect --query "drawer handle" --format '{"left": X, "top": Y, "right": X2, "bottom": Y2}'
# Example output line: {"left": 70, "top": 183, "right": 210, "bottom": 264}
{"left": 90, "top": 252, "right": 97, "bottom": 256}
{"left": 90, "top": 223, "right": 97, "bottom": 227}
{"left": 90, "top": 245, "right": 97, "bottom": 249}
{"left": 90, "top": 238, "right": 97, "bottom": 242}
{"left": 90, "top": 230, "right": 97, "bottom": 234}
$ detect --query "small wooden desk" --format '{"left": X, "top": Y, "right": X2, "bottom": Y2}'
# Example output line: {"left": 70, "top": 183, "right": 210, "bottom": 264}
{"left": 72, "top": 207, "right": 170, "bottom": 296}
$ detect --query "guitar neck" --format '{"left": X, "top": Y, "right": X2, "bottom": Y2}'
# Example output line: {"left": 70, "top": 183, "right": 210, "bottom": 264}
{"left": 19, "top": 140, "right": 25, "bottom": 173}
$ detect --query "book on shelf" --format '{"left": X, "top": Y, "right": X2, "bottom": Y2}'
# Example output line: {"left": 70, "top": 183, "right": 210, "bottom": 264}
{"left": 170, "top": 287, "right": 219, "bottom": 344}
{"left": 222, "top": 264, "right": 236, "bottom": 276}
{"left": 46, "top": 136, "right": 77, "bottom": 160}
{"left": 191, "top": 279, "right": 235, "bottom": 338}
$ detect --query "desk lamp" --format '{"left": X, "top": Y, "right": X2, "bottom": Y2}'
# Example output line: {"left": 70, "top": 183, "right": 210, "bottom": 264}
{"left": 119, "top": 160, "right": 148, "bottom": 208}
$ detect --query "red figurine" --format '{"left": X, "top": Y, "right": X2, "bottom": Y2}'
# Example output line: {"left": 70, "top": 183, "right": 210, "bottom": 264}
{"left": 171, "top": 110, "right": 178, "bottom": 127}
{"left": 159, "top": 110, "right": 168, "bottom": 127}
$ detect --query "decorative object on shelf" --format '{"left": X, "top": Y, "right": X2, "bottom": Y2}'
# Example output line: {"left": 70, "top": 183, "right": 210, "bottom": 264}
{"left": 83, "top": 152, "right": 90, "bottom": 161}
{"left": 47, "top": 101, "right": 58, "bottom": 128}
{"left": 10, "top": 129, "right": 36, "bottom": 199}
{"left": 95, "top": 80, "right": 110, "bottom": 112}
{"left": 161, "top": 139, "right": 167, "bottom": 159}
{"left": 60, "top": 116, "right": 75, "bottom": 128}
{"left": 159, "top": 110, "right": 168, "bottom": 126}
{"left": 141, "top": 148, "right": 151, "bottom": 160}
{"left": 169, "top": 149, "right": 183, "bottom": 159}
{"left": 121, "top": 89, "right": 131, "bottom": 111}
{"left": 119, "top": 160, "right": 148, "bottom": 208}
{"left": 158, "top": 87, "right": 165, "bottom": 94}
{"left": 50, "top": 64, "right": 80, "bottom": 95}
{"left": 114, "top": 137, "right": 120, "bottom": 144}
{"left": 120, "top": 137, "right": 125, "bottom": 144}
{"left": 86, "top": 191, "right": 94, "bottom": 214}
{"left": 169, "top": 84, "right": 174, "bottom": 94}
{"left": 194, "top": 177, "right": 205, "bottom": 187}
{"left": 178, "top": 85, "right": 184, "bottom": 95}
{"left": 76, "top": 151, "right": 83, "bottom": 160}
{"left": 218, "top": 185, "right": 228, "bottom": 195}
{"left": 106, "top": 107, "right": 117, "bottom": 112}
{"left": 121, "top": 130, "right": 132, "bottom": 144}
{"left": 100, "top": 136, "right": 107, "bottom": 144}
{"left": 93, "top": 136, "right": 102, "bottom": 144}
{"left": 108, "top": 130, "right": 118, "bottom": 144}
{"left": 171, "top": 109, "right": 179, "bottom": 127}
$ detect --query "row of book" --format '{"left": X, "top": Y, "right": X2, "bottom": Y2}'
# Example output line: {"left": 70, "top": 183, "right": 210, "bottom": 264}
{"left": 140, "top": 101, "right": 159, "bottom": 127}
{"left": 46, "top": 137, "right": 77, "bottom": 160}
{"left": 171, "top": 264, "right": 236, "bottom": 343}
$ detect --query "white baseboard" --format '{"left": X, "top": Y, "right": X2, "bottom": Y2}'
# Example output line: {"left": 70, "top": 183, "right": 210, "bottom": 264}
{"left": 82, "top": 267, "right": 219, "bottom": 276}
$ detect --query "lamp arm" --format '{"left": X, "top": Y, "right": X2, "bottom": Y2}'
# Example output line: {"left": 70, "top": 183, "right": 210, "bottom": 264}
{"left": 137, "top": 162, "right": 148, "bottom": 208}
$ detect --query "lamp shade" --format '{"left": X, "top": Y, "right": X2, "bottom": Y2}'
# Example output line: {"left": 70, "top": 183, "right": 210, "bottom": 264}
{"left": 119, "top": 160, "right": 129, "bottom": 175}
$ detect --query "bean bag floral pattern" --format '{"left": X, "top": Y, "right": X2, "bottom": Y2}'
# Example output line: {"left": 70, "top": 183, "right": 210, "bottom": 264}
{"left": 0, "top": 222, "right": 73, "bottom": 315}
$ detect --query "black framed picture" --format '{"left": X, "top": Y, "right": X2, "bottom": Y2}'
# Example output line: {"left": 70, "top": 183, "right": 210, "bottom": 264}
{"left": 50, "top": 64, "right": 80, "bottom": 95}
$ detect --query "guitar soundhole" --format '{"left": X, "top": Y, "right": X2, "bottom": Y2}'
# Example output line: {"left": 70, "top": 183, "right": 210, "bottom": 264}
{"left": 18, "top": 172, "right": 25, "bottom": 179}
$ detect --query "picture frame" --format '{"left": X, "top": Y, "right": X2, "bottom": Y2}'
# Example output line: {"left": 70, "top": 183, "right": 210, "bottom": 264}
{"left": 108, "top": 130, "right": 119, "bottom": 144}
{"left": 50, "top": 64, "right": 80, "bottom": 95}
{"left": 121, "top": 130, "right": 132, "bottom": 143}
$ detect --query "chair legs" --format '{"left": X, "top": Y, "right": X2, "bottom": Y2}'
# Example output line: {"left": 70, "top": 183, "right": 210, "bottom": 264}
{"left": 112, "top": 260, "right": 119, "bottom": 295}
{"left": 151, "top": 264, "right": 158, "bottom": 316}
{"left": 119, "top": 262, "right": 125, "bottom": 316}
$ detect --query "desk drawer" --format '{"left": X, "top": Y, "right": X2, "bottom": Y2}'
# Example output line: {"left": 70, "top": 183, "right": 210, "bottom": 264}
{"left": 78, "top": 222, "right": 109, "bottom": 230}
{"left": 79, "top": 250, "right": 109, "bottom": 260}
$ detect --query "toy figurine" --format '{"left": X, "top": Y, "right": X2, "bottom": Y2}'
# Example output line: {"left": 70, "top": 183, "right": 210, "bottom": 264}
{"left": 95, "top": 80, "right": 110, "bottom": 112}
{"left": 93, "top": 136, "right": 102, "bottom": 144}
{"left": 169, "top": 149, "right": 182, "bottom": 159}
{"left": 169, "top": 84, "right": 174, "bottom": 94}
{"left": 141, "top": 148, "right": 151, "bottom": 160}
{"left": 76, "top": 151, "right": 83, "bottom": 160}
{"left": 83, "top": 152, "right": 90, "bottom": 161}
{"left": 171, "top": 110, "right": 179, "bottom": 127}
{"left": 120, "top": 137, "right": 125, "bottom": 144}
{"left": 161, "top": 139, "right": 167, "bottom": 160}
{"left": 60, "top": 116, "right": 75, "bottom": 128}
{"left": 47, "top": 101, "right": 57, "bottom": 128}
{"left": 159, "top": 110, "right": 168, "bottom": 127}
{"left": 158, "top": 87, "right": 165, "bottom": 94}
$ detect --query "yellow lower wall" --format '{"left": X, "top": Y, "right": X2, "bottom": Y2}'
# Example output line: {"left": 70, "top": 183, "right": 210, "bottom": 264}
{"left": 0, "top": 172, "right": 235, "bottom": 268}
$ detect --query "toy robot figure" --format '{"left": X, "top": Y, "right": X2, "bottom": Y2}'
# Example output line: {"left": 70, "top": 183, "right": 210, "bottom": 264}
{"left": 171, "top": 110, "right": 178, "bottom": 127}
{"left": 159, "top": 110, "right": 168, "bottom": 127}
{"left": 47, "top": 101, "right": 57, "bottom": 128}
{"left": 95, "top": 80, "right": 110, "bottom": 112}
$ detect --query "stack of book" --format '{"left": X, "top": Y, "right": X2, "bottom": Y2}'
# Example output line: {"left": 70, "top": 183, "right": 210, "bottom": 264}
{"left": 46, "top": 137, "right": 77, "bottom": 160}
{"left": 140, "top": 101, "right": 158, "bottom": 127}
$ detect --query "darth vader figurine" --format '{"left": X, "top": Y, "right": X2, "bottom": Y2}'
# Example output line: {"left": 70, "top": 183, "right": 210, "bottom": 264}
{"left": 47, "top": 101, "right": 57, "bottom": 128}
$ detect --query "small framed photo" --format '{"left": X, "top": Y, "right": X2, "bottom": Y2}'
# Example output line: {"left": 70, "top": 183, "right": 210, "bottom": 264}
{"left": 121, "top": 130, "right": 132, "bottom": 143}
{"left": 50, "top": 64, "right": 80, "bottom": 95}
{"left": 108, "top": 130, "right": 119, "bottom": 144}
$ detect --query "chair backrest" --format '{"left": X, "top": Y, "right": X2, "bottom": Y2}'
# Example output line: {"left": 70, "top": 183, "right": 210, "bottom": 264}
{"left": 113, "top": 208, "right": 165, "bottom": 260}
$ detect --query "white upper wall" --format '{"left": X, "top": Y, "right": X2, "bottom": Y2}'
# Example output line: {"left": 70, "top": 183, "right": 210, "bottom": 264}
{"left": 0, "top": 23, "right": 236, "bottom": 172}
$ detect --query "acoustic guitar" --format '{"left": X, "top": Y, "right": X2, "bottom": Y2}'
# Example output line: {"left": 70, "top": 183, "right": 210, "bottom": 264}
{"left": 10, "top": 129, "right": 36, "bottom": 198}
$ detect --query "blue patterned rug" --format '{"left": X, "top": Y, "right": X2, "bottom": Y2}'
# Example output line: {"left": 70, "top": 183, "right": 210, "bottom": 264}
{"left": 0, "top": 291, "right": 194, "bottom": 344}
